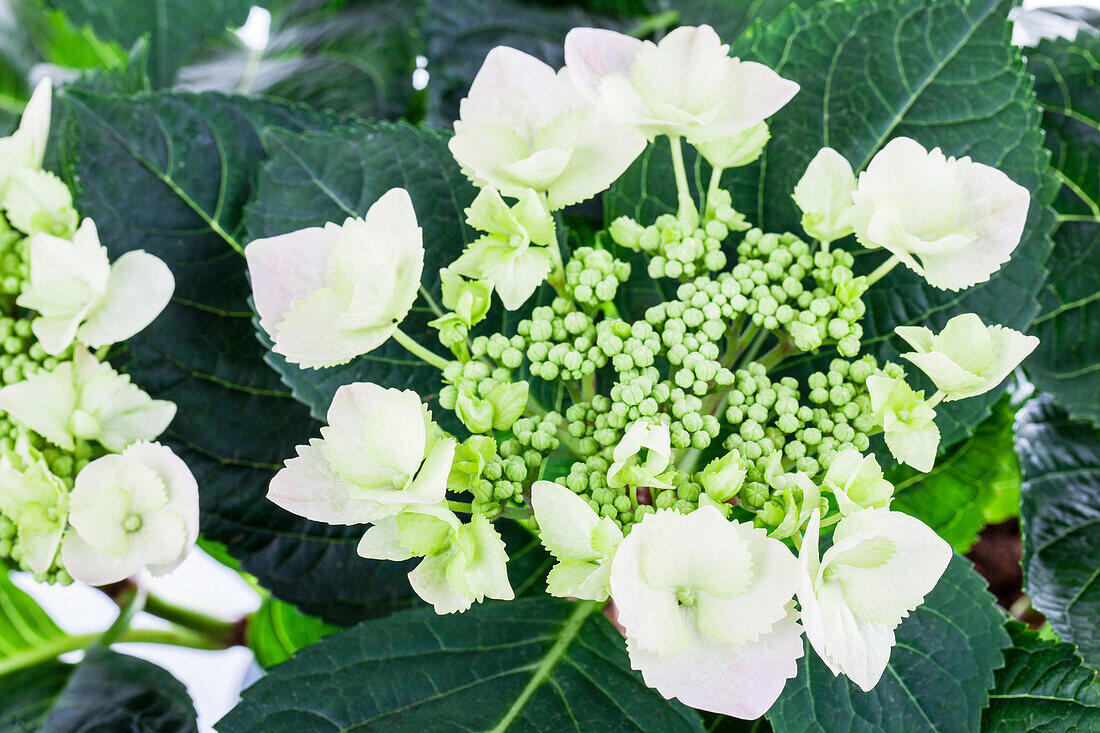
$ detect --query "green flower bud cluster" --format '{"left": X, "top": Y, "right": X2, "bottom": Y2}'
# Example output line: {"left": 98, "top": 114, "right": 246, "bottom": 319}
{"left": 440, "top": 360, "right": 528, "bottom": 434}
{"left": 517, "top": 298, "right": 606, "bottom": 381}
{"left": 0, "top": 222, "right": 30, "bottom": 307}
{"left": 564, "top": 247, "right": 630, "bottom": 307}
{"left": 730, "top": 229, "right": 864, "bottom": 356}
{"left": 609, "top": 190, "right": 748, "bottom": 281}
{"left": 795, "top": 356, "right": 889, "bottom": 472}
{"left": 711, "top": 355, "right": 900, "bottom": 519}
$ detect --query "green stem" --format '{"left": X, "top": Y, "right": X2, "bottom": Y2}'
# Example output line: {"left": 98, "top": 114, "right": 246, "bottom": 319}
{"left": 865, "top": 254, "right": 900, "bottom": 286}
{"left": 926, "top": 390, "right": 945, "bottom": 409}
{"left": 98, "top": 584, "right": 147, "bottom": 647}
{"left": 667, "top": 136, "right": 699, "bottom": 227}
{"left": 143, "top": 592, "right": 238, "bottom": 644}
{"left": 739, "top": 327, "right": 769, "bottom": 367}
{"left": 500, "top": 504, "right": 533, "bottom": 522}
{"left": 758, "top": 337, "right": 797, "bottom": 370}
{"left": 706, "top": 166, "right": 724, "bottom": 213}
{"left": 393, "top": 327, "right": 451, "bottom": 371}
{"left": 447, "top": 500, "right": 473, "bottom": 514}
{"left": 628, "top": 10, "right": 679, "bottom": 38}
{"left": 0, "top": 626, "right": 225, "bottom": 677}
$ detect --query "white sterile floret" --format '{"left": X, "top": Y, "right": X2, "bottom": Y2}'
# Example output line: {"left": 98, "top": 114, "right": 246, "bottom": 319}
{"left": 792, "top": 148, "right": 857, "bottom": 243}
{"left": 449, "top": 46, "right": 646, "bottom": 210}
{"left": 358, "top": 503, "right": 513, "bottom": 614}
{"left": 607, "top": 420, "right": 673, "bottom": 490}
{"left": 406, "top": 513, "right": 514, "bottom": 614}
{"left": 895, "top": 313, "right": 1039, "bottom": 401}
{"left": 452, "top": 187, "right": 556, "bottom": 310}
{"left": 2, "top": 167, "right": 78, "bottom": 237}
{"left": 0, "top": 446, "right": 68, "bottom": 574}
{"left": 866, "top": 374, "right": 940, "bottom": 472}
{"left": 17, "top": 219, "right": 174, "bottom": 356}
{"left": 797, "top": 508, "right": 951, "bottom": 691}
{"left": 61, "top": 442, "right": 199, "bottom": 585}
{"left": 852, "top": 137, "right": 1030, "bottom": 291}
{"left": 0, "top": 78, "right": 52, "bottom": 197}
{"left": 821, "top": 449, "right": 894, "bottom": 516}
{"left": 609, "top": 506, "right": 803, "bottom": 718}
{"left": 531, "top": 480, "right": 623, "bottom": 601}
{"left": 268, "top": 382, "right": 456, "bottom": 527}
{"left": 246, "top": 188, "right": 424, "bottom": 369}
{"left": 0, "top": 346, "right": 176, "bottom": 452}
{"left": 565, "top": 25, "right": 799, "bottom": 146}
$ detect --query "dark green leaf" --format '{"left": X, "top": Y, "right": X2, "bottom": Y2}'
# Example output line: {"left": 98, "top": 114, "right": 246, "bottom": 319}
{"left": 55, "top": 89, "right": 420, "bottom": 624}
{"left": 46, "top": 0, "right": 253, "bottom": 86}
{"left": 178, "top": 0, "right": 421, "bottom": 121}
{"left": 1015, "top": 394, "right": 1100, "bottom": 670}
{"left": 767, "top": 554, "right": 1010, "bottom": 733}
{"left": 219, "top": 597, "right": 704, "bottom": 732}
{"left": 890, "top": 394, "right": 1020, "bottom": 552}
{"left": 247, "top": 596, "right": 340, "bottom": 668}
{"left": 609, "top": 0, "right": 1057, "bottom": 451}
{"left": 1023, "top": 36, "right": 1100, "bottom": 425}
{"left": 423, "top": 0, "right": 628, "bottom": 126}
{"left": 245, "top": 121, "right": 472, "bottom": 428}
{"left": 982, "top": 621, "right": 1100, "bottom": 732}
{"left": 0, "top": 647, "right": 197, "bottom": 732}
{"left": 655, "top": 0, "right": 817, "bottom": 41}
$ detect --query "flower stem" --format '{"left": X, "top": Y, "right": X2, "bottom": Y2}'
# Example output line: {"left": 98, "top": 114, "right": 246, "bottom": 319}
{"left": 926, "top": 390, "right": 945, "bottom": 409}
{"left": 668, "top": 136, "right": 699, "bottom": 227}
{"left": 393, "top": 327, "right": 451, "bottom": 371}
{"left": 865, "top": 254, "right": 900, "bottom": 286}
{"left": 98, "top": 583, "right": 147, "bottom": 647}
{"left": 0, "top": 626, "right": 226, "bottom": 677}
{"left": 706, "top": 166, "right": 724, "bottom": 213}
{"left": 143, "top": 592, "right": 240, "bottom": 645}
{"left": 628, "top": 10, "right": 679, "bottom": 38}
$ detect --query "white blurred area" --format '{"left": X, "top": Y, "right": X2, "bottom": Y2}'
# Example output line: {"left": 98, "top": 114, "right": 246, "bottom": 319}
{"left": 14, "top": 549, "right": 260, "bottom": 733}
{"left": 11, "top": 1, "right": 1100, "bottom": 730}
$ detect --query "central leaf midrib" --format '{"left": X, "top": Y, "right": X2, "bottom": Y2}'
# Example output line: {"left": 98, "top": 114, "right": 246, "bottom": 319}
{"left": 487, "top": 600, "right": 599, "bottom": 733}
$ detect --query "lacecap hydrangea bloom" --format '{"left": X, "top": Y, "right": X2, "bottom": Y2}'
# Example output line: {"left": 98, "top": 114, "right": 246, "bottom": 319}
{"left": 258, "top": 21, "right": 1037, "bottom": 720}
{"left": 0, "top": 75, "right": 196, "bottom": 589}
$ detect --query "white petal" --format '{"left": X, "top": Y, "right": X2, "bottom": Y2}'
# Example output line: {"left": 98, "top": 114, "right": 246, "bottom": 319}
{"left": 267, "top": 439, "right": 386, "bottom": 525}
{"left": 626, "top": 605, "right": 804, "bottom": 718}
{"left": 61, "top": 529, "right": 143, "bottom": 586}
{"left": 827, "top": 508, "right": 952, "bottom": 625}
{"left": 131, "top": 509, "right": 190, "bottom": 573}
{"left": 273, "top": 287, "right": 395, "bottom": 368}
{"left": 531, "top": 480, "right": 612, "bottom": 561}
{"left": 357, "top": 517, "right": 415, "bottom": 561}
{"left": 246, "top": 224, "right": 336, "bottom": 335}
{"left": 323, "top": 383, "right": 427, "bottom": 484}
{"left": 401, "top": 435, "right": 455, "bottom": 506}
{"left": 121, "top": 442, "right": 199, "bottom": 551}
{"left": 0, "top": 363, "right": 78, "bottom": 450}
{"left": 78, "top": 251, "right": 174, "bottom": 348}
{"left": 884, "top": 421, "right": 939, "bottom": 472}
{"left": 17, "top": 78, "right": 52, "bottom": 170}
{"left": 802, "top": 580, "right": 894, "bottom": 691}
{"left": 563, "top": 28, "right": 643, "bottom": 102}
{"left": 609, "top": 510, "right": 693, "bottom": 655}
{"left": 544, "top": 122, "right": 646, "bottom": 209}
